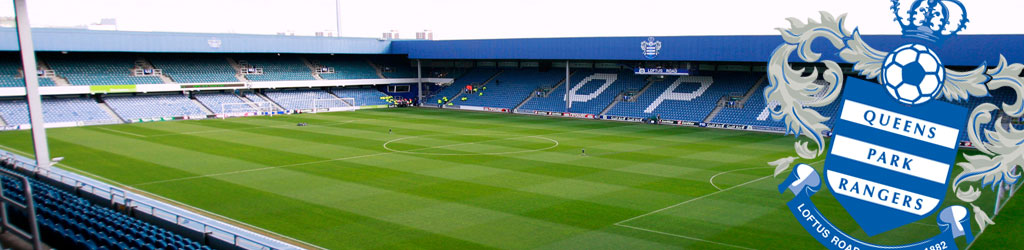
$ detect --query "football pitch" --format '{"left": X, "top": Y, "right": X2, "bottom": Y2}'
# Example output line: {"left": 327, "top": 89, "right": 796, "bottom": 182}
{"left": 0, "top": 108, "right": 1018, "bottom": 249}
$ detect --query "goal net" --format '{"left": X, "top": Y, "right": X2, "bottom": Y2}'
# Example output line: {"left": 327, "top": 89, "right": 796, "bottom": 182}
{"left": 311, "top": 98, "right": 356, "bottom": 113}
{"left": 221, "top": 102, "right": 275, "bottom": 118}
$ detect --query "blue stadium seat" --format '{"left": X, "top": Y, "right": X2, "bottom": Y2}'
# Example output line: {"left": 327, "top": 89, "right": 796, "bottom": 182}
{"left": 0, "top": 58, "right": 57, "bottom": 87}
{"left": 455, "top": 69, "right": 565, "bottom": 109}
{"left": 0, "top": 97, "right": 115, "bottom": 125}
{"left": 262, "top": 89, "right": 343, "bottom": 110}
{"left": 236, "top": 56, "right": 315, "bottom": 82}
{"left": 310, "top": 56, "right": 380, "bottom": 80}
{"left": 521, "top": 69, "right": 646, "bottom": 114}
{"left": 149, "top": 55, "right": 238, "bottom": 83}
{"left": 45, "top": 54, "right": 164, "bottom": 86}
{"left": 331, "top": 87, "right": 390, "bottom": 106}
{"left": 104, "top": 94, "right": 208, "bottom": 120}
{"left": 0, "top": 165, "right": 215, "bottom": 250}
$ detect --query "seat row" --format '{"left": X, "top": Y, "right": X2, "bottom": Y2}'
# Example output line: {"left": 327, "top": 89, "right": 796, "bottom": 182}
{"left": 0, "top": 165, "right": 213, "bottom": 250}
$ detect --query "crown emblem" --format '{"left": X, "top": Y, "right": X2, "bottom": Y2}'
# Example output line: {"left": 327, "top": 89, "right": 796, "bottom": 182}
{"left": 891, "top": 0, "right": 968, "bottom": 45}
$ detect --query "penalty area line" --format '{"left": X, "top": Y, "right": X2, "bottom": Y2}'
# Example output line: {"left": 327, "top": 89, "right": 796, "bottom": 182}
{"left": 614, "top": 224, "right": 755, "bottom": 250}
{"left": 95, "top": 127, "right": 147, "bottom": 138}
{"left": 615, "top": 175, "right": 773, "bottom": 226}
{"left": 615, "top": 159, "right": 825, "bottom": 247}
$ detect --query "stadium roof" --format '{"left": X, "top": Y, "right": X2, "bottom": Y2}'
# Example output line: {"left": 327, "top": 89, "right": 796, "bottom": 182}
{"left": 3, "top": 28, "right": 1024, "bottom": 67}
{"left": 0, "top": 28, "right": 390, "bottom": 54}
{"left": 392, "top": 35, "right": 1024, "bottom": 67}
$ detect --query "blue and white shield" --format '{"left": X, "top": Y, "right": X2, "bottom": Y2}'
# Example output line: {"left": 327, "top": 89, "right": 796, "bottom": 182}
{"left": 824, "top": 78, "right": 967, "bottom": 236}
{"left": 641, "top": 37, "right": 661, "bottom": 60}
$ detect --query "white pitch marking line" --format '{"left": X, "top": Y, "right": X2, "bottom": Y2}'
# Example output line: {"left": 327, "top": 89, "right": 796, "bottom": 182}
{"left": 0, "top": 144, "right": 328, "bottom": 250}
{"left": 95, "top": 127, "right": 147, "bottom": 138}
{"left": 145, "top": 120, "right": 357, "bottom": 137}
{"left": 616, "top": 175, "right": 773, "bottom": 226}
{"left": 616, "top": 223, "right": 756, "bottom": 250}
{"left": 132, "top": 134, "right": 560, "bottom": 186}
{"left": 965, "top": 182, "right": 1023, "bottom": 250}
{"left": 709, "top": 166, "right": 775, "bottom": 191}
{"left": 615, "top": 159, "right": 826, "bottom": 243}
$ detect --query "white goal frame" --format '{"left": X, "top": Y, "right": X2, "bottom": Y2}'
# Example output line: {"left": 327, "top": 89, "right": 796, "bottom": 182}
{"left": 220, "top": 102, "right": 275, "bottom": 118}
{"left": 311, "top": 98, "right": 356, "bottom": 113}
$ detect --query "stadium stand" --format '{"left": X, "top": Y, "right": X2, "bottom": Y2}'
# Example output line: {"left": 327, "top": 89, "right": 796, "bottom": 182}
{"left": 709, "top": 79, "right": 847, "bottom": 131}
{"left": 330, "top": 87, "right": 390, "bottom": 106}
{"left": 45, "top": 54, "right": 164, "bottom": 86}
{"left": 435, "top": 68, "right": 498, "bottom": 104}
{"left": 0, "top": 162, "right": 213, "bottom": 250}
{"left": 0, "top": 97, "right": 114, "bottom": 125}
{"left": 373, "top": 58, "right": 417, "bottom": 78}
{"left": 606, "top": 73, "right": 757, "bottom": 121}
{"left": 236, "top": 56, "right": 315, "bottom": 82}
{"left": 520, "top": 69, "right": 646, "bottom": 114}
{"left": 455, "top": 69, "right": 564, "bottom": 109}
{"left": 262, "top": 89, "right": 344, "bottom": 110}
{"left": 309, "top": 56, "right": 380, "bottom": 80}
{"left": 193, "top": 92, "right": 248, "bottom": 114}
{"left": 148, "top": 55, "right": 238, "bottom": 83}
{"left": 0, "top": 58, "right": 57, "bottom": 87}
{"left": 104, "top": 94, "right": 207, "bottom": 120}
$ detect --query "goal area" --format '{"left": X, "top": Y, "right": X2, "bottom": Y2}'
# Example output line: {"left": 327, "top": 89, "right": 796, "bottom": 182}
{"left": 310, "top": 98, "right": 356, "bottom": 113}
{"left": 220, "top": 102, "right": 276, "bottom": 118}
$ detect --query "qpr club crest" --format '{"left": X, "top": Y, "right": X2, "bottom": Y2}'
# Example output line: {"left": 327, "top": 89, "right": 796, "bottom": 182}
{"left": 767, "top": 0, "right": 1023, "bottom": 249}
{"left": 641, "top": 37, "right": 661, "bottom": 59}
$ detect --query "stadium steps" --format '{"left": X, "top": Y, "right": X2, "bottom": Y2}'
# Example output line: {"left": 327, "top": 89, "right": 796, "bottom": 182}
{"left": 156, "top": 73, "right": 175, "bottom": 84}
{"left": 736, "top": 75, "right": 767, "bottom": 106}
{"left": 702, "top": 75, "right": 765, "bottom": 123}
{"left": 364, "top": 59, "right": 387, "bottom": 79}
{"left": 447, "top": 70, "right": 504, "bottom": 105}
{"left": 36, "top": 60, "right": 71, "bottom": 86}
{"left": 300, "top": 57, "right": 324, "bottom": 80}
{"left": 235, "top": 93, "right": 259, "bottom": 108}
{"left": 599, "top": 92, "right": 625, "bottom": 116}
{"left": 190, "top": 98, "right": 215, "bottom": 115}
{"left": 137, "top": 58, "right": 175, "bottom": 84}
{"left": 96, "top": 97, "right": 126, "bottom": 122}
{"left": 513, "top": 91, "right": 537, "bottom": 112}
{"left": 327, "top": 90, "right": 355, "bottom": 106}
{"left": 633, "top": 77, "right": 657, "bottom": 97}
{"left": 703, "top": 103, "right": 725, "bottom": 123}
{"left": 599, "top": 77, "right": 655, "bottom": 116}
{"left": 255, "top": 92, "right": 287, "bottom": 111}
{"left": 225, "top": 57, "right": 250, "bottom": 82}
{"left": 531, "top": 72, "right": 567, "bottom": 99}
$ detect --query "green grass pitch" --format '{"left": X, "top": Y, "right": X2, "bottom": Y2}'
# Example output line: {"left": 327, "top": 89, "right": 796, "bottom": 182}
{"left": 0, "top": 108, "right": 1019, "bottom": 249}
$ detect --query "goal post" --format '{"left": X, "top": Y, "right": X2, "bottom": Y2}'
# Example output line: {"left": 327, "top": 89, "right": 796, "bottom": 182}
{"left": 311, "top": 98, "right": 356, "bottom": 113}
{"left": 220, "top": 102, "right": 275, "bottom": 118}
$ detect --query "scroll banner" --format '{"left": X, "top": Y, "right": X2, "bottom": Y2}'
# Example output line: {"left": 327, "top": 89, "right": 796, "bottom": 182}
{"left": 779, "top": 164, "right": 973, "bottom": 250}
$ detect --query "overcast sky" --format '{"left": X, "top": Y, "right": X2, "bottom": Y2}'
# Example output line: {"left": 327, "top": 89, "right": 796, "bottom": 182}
{"left": 1, "top": 0, "right": 1021, "bottom": 40}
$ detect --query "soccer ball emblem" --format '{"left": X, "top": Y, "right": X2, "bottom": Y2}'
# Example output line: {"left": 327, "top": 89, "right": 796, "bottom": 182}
{"left": 880, "top": 44, "right": 945, "bottom": 105}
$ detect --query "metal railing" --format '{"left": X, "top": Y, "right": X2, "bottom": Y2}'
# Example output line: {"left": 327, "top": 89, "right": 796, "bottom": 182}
{"left": 1, "top": 152, "right": 297, "bottom": 250}
{"left": 0, "top": 167, "right": 42, "bottom": 250}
